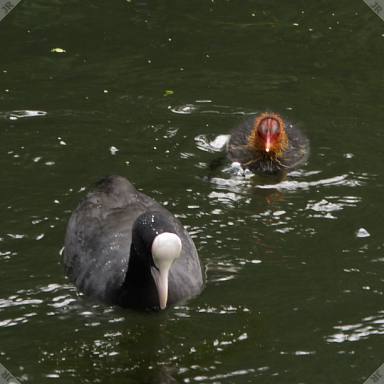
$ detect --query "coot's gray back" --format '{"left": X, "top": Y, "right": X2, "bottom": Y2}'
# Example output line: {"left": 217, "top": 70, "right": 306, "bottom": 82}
{"left": 63, "top": 176, "right": 203, "bottom": 307}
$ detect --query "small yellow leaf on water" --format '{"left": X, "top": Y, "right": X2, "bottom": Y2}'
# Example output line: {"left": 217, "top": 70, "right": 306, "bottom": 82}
{"left": 164, "top": 89, "right": 174, "bottom": 96}
{"left": 51, "top": 48, "right": 66, "bottom": 53}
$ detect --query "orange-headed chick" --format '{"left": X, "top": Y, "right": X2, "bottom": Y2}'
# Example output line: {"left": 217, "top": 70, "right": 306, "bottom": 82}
{"left": 227, "top": 112, "right": 309, "bottom": 175}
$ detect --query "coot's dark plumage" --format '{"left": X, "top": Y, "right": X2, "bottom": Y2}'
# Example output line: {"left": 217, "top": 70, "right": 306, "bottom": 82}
{"left": 63, "top": 176, "right": 203, "bottom": 310}
{"left": 227, "top": 112, "right": 309, "bottom": 175}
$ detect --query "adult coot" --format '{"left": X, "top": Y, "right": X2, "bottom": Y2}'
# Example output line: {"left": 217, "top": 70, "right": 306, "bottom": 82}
{"left": 63, "top": 176, "right": 204, "bottom": 310}
{"left": 227, "top": 112, "right": 309, "bottom": 175}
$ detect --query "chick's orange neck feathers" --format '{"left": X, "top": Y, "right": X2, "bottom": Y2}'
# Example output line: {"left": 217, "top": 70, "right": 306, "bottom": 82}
{"left": 248, "top": 113, "right": 288, "bottom": 158}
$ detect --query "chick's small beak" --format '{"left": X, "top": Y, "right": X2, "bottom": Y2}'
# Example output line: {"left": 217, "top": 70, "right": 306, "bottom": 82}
{"left": 150, "top": 266, "right": 169, "bottom": 310}
{"left": 265, "top": 133, "right": 272, "bottom": 153}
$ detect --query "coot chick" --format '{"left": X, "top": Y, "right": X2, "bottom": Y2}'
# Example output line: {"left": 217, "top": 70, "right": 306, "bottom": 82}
{"left": 227, "top": 112, "right": 309, "bottom": 175}
{"left": 63, "top": 176, "right": 204, "bottom": 310}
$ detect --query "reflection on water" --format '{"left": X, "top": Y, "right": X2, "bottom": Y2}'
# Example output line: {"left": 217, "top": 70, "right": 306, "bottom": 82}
{"left": 0, "top": 110, "right": 47, "bottom": 121}
{"left": 195, "top": 134, "right": 230, "bottom": 153}
{"left": 327, "top": 310, "right": 384, "bottom": 343}
{"left": 171, "top": 103, "right": 250, "bottom": 117}
{"left": 257, "top": 173, "right": 367, "bottom": 191}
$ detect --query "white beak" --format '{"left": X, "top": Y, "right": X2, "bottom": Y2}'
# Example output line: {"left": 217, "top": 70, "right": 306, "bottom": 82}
{"left": 150, "top": 266, "right": 169, "bottom": 310}
{"left": 151, "top": 232, "right": 182, "bottom": 310}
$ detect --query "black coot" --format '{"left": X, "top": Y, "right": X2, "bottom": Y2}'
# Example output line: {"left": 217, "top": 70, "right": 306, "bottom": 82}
{"left": 227, "top": 112, "right": 309, "bottom": 175}
{"left": 63, "top": 176, "right": 204, "bottom": 310}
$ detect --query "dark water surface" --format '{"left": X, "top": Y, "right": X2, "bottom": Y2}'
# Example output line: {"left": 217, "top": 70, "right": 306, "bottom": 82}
{"left": 1, "top": 1, "right": 383, "bottom": 383}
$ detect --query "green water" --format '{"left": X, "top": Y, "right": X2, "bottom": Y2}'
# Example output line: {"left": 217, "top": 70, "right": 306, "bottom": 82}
{"left": 0, "top": 1, "right": 383, "bottom": 383}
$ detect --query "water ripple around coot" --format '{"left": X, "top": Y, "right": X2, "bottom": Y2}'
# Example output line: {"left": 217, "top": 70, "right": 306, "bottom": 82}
{"left": 0, "top": 110, "right": 47, "bottom": 121}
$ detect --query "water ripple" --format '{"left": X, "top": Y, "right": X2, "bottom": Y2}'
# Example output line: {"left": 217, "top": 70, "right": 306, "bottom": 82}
{"left": 305, "top": 196, "right": 361, "bottom": 219}
{"left": 327, "top": 310, "right": 384, "bottom": 343}
{"left": 189, "top": 368, "right": 255, "bottom": 382}
{"left": 1, "top": 110, "right": 47, "bottom": 120}
{"left": 257, "top": 173, "right": 366, "bottom": 191}
{"left": 195, "top": 134, "right": 230, "bottom": 153}
{"left": 171, "top": 103, "right": 249, "bottom": 116}
{"left": 208, "top": 172, "right": 368, "bottom": 206}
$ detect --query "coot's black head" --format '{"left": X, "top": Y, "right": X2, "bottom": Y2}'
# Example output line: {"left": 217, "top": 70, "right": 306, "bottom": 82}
{"left": 132, "top": 211, "right": 182, "bottom": 310}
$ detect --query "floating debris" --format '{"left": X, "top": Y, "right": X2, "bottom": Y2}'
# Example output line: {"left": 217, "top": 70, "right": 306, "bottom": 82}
{"left": 163, "top": 89, "right": 174, "bottom": 96}
{"left": 356, "top": 228, "right": 370, "bottom": 238}
{"left": 50, "top": 48, "right": 66, "bottom": 53}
